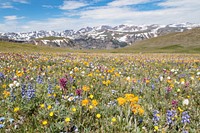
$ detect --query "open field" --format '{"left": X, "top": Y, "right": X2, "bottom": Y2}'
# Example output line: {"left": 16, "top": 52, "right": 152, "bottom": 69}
{"left": 0, "top": 52, "right": 200, "bottom": 132}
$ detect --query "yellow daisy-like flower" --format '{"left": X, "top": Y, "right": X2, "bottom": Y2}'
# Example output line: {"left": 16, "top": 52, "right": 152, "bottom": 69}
{"left": 82, "top": 99, "right": 89, "bottom": 106}
{"left": 3, "top": 90, "right": 10, "bottom": 98}
{"left": 40, "top": 104, "right": 45, "bottom": 108}
{"left": 117, "top": 97, "right": 126, "bottom": 106}
{"left": 89, "top": 105, "right": 94, "bottom": 109}
{"left": 154, "top": 126, "right": 159, "bottom": 131}
{"left": 72, "top": 107, "right": 76, "bottom": 112}
{"left": 82, "top": 85, "right": 90, "bottom": 92}
{"left": 49, "top": 112, "right": 54, "bottom": 117}
{"left": 89, "top": 94, "right": 94, "bottom": 99}
{"left": 111, "top": 117, "right": 116, "bottom": 122}
{"left": 96, "top": 114, "right": 101, "bottom": 119}
{"left": 42, "top": 120, "right": 48, "bottom": 125}
{"left": 138, "top": 108, "right": 144, "bottom": 116}
{"left": 65, "top": 117, "right": 70, "bottom": 122}
{"left": 92, "top": 99, "right": 98, "bottom": 107}
{"left": 125, "top": 94, "right": 135, "bottom": 101}
{"left": 14, "top": 107, "right": 20, "bottom": 112}
{"left": 2, "top": 84, "right": 7, "bottom": 89}
{"left": 47, "top": 105, "right": 52, "bottom": 110}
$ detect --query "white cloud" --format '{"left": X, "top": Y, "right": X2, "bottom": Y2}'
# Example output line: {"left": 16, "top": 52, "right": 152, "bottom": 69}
{"left": 42, "top": 5, "right": 55, "bottom": 9}
{"left": 0, "top": 0, "right": 200, "bottom": 32}
{"left": 12, "top": 0, "right": 28, "bottom": 4}
{"left": 4, "top": 15, "right": 25, "bottom": 21}
{"left": 108, "top": 0, "right": 150, "bottom": 7}
{"left": 59, "top": 1, "right": 88, "bottom": 10}
{"left": 0, "top": 2, "right": 14, "bottom": 9}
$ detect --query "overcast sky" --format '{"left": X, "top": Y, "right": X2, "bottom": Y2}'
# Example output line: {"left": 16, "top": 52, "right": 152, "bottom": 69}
{"left": 0, "top": 0, "right": 200, "bottom": 32}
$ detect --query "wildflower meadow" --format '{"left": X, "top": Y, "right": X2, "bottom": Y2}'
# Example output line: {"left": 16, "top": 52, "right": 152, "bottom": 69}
{"left": 0, "top": 53, "right": 199, "bottom": 132}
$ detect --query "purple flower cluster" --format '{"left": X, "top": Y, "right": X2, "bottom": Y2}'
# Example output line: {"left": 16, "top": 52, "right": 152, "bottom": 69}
{"left": 152, "top": 110, "right": 160, "bottom": 125}
{"left": 26, "top": 84, "right": 35, "bottom": 100}
{"left": 0, "top": 72, "right": 4, "bottom": 79}
{"left": 36, "top": 75, "right": 43, "bottom": 84}
{"left": 181, "top": 111, "right": 190, "bottom": 124}
{"left": 47, "top": 84, "right": 53, "bottom": 94}
{"left": 166, "top": 110, "right": 176, "bottom": 125}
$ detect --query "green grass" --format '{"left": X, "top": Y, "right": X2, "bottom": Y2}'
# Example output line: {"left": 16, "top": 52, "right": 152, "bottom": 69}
{"left": 36, "top": 36, "right": 66, "bottom": 40}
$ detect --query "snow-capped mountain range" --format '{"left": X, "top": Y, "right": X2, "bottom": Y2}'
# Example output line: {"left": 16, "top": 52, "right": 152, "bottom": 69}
{"left": 0, "top": 23, "right": 199, "bottom": 49}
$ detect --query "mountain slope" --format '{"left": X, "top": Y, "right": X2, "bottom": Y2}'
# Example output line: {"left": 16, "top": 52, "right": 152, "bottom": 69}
{"left": 1, "top": 23, "right": 199, "bottom": 49}
{"left": 114, "top": 28, "right": 200, "bottom": 53}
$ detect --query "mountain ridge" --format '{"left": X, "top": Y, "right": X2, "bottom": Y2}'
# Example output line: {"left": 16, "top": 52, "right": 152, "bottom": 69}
{"left": 0, "top": 23, "right": 199, "bottom": 49}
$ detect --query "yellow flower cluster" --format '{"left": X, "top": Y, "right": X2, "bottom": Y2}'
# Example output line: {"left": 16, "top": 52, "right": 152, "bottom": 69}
{"left": 81, "top": 98, "right": 98, "bottom": 109}
{"left": 82, "top": 85, "right": 90, "bottom": 92}
{"left": 102, "top": 80, "right": 111, "bottom": 86}
{"left": 117, "top": 93, "right": 144, "bottom": 115}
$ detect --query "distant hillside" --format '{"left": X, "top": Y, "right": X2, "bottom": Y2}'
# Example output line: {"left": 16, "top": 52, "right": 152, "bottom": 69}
{"left": 0, "top": 41, "right": 73, "bottom": 53}
{"left": 115, "top": 28, "right": 200, "bottom": 53}
{"left": 1, "top": 28, "right": 200, "bottom": 53}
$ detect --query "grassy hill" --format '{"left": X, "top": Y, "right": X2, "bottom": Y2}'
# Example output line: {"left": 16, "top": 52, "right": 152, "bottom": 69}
{"left": 35, "top": 36, "right": 66, "bottom": 40}
{"left": 113, "top": 28, "right": 200, "bottom": 53}
{"left": 0, "top": 41, "right": 74, "bottom": 53}
{"left": 1, "top": 28, "right": 200, "bottom": 53}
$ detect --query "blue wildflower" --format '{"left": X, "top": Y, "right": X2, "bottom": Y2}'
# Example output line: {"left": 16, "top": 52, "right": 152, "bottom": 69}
{"left": 151, "top": 84, "right": 155, "bottom": 90}
{"left": 0, "top": 72, "right": 4, "bottom": 79}
{"left": 21, "top": 84, "right": 26, "bottom": 99}
{"left": 181, "top": 111, "right": 190, "bottom": 124}
{"left": 47, "top": 84, "right": 53, "bottom": 94}
{"left": 26, "top": 83, "right": 35, "bottom": 100}
{"left": 0, "top": 124, "right": 4, "bottom": 128}
{"left": 0, "top": 117, "right": 5, "bottom": 121}
{"left": 36, "top": 75, "right": 43, "bottom": 84}
{"left": 166, "top": 110, "right": 176, "bottom": 125}
{"left": 152, "top": 110, "right": 160, "bottom": 125}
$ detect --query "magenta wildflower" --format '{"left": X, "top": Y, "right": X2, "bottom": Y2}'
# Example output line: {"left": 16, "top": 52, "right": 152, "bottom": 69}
{"left": 172, "top": 100, "right": 178, "bottom": 107}
{"left": 75, "top": 89, "right": 82, "bottom": 96}
{"left": 59, "top": 77, "right": 67, "bottom": 90}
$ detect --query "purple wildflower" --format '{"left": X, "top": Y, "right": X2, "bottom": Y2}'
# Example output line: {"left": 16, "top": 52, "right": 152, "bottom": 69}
{"left": 181, "top": 111, "right": 190, "bottom": 124}
{"left": 172, "top": 100, "right": 178, "bottom": 107}
{"left": 59, "top": 77, "right": 67, "bottom": 90}
{"left": 166, "top": 110, "right": 176, "bottom": 125}
{"left": 76, "top": 89, "right": 82, "bottom": 96}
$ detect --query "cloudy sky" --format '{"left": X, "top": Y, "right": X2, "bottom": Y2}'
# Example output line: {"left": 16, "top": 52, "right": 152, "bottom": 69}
{"left": 0, "top": 0, "right": 200, "bottom": 32}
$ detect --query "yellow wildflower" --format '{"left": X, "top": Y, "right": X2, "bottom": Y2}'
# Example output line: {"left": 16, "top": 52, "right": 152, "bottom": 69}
{"left": 89, "top": 94, "right": 94, "bottom": 99}
{"left": 89, "top": 105, "right": 94, "bottom": 109}
{"left": 72, "top": 107, "right": 76, "bottom": 112}
{"left": 40, "top": 104, "right": 45, "bottom": 108}
{"left": 42, "top": 120, "right": 48, "bottom": 125}
{"left": 96, "top": 114, "right": 101, "bottom": 118}
{"left": 14, "top": 107, "right": 20, "bottom": 112}
{"left": 65, "top": 117, "right": 70, "bottom": 122}
{"left": 3, "top": 90, "right": 10, "bottom": 98}
{"left": 47, "top": 105, "right": 52, "bottom": 110}
{"left": 178, "top": 107, "right": 183, "bottom": 112}
{"left": 49, "top": 112, "right": 54, "bottom": 117}
{"left": 2, "top": 84, "right": 7, "bottom": 89}
{"left": 82, "top": 99, "right": 89, "bottom": 106}
{"left": 82, "top": 85, "right": 90, "bottom": 92}
{"left": 111, "top": 117, "right": 116, "bottom": 122}
{"left": 125, "top": 94, "right": 135, "bottom": 101}
{"left": 92, "top": 99, "right": 98, "bottom": 106}
{"left": 154, "top": 126, "right": 159, "bottom": 131}
{"left": 138, "top": 108, "right": 144, "bottom": 116}
{"left": 117, "top": 97, "right": 126, "bottom": 106}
